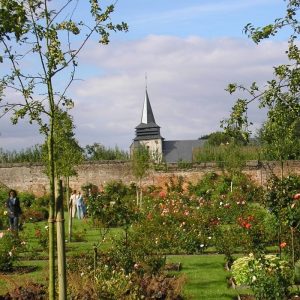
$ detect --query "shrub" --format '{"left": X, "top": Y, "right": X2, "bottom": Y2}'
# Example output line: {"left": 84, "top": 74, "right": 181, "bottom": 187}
{"left": 23, "top": 208, "right": 48, "bottom": 222}
{"left": 32, "top": 195, "right": 50, "bottom": 208}
{"left": 0, "top": 232, "right": 21, "bottom": 272}
{"left": 67, "top": 253, "right": 184, "bottom": 299}
{"left": 34, "top": 224, "right": 49, "bottom": 251}
{"left": 19, "top": 192, "right": 35, "bottom": 208}
{"left": 295, "top": 259, "right": 300, "bottom": 284}
{"left": 232, "top": 253, "right": 293, "bottom": 300}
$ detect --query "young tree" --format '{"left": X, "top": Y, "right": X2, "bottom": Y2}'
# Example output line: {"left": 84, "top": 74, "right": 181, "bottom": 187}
{"left": 41, "top": 109, "right": 84, "bottom": 243}
{"left": 222, "top": 0, "right": 300, "bottom": 260}
{"left": 222, "top": 0, "right": 300, "bottom": 159}
{"left": 0, "top": 1, "right": 127, "bottom": 298}
{"left": 131, "top": 144, "right": 150, "bottom": 208}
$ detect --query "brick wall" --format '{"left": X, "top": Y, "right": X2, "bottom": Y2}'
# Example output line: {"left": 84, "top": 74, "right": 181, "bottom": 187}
{"left": 0, "top": 160, "right": 300, "bottom": 196}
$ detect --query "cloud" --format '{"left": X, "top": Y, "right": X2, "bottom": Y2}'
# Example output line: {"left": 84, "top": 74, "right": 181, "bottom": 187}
{"left": 71, "top": 36, "right": 287, "bottom": 149}
{"left": 0, "top": 35, "right": 288, "bottom": 151}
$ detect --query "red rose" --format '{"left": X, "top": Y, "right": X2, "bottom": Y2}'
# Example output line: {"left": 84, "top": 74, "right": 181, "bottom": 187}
{"left": 293, "top": 193, "right": 300, "bottom": 200}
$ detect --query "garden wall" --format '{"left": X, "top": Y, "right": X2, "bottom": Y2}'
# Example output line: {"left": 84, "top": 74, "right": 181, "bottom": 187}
{"left": 0, "top": 160, "right": 300, "bottom": 196}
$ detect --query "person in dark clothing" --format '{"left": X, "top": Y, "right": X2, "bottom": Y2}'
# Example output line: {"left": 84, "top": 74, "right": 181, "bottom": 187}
{"left": 6, "top": 189, "right": 22, "bottom": 233}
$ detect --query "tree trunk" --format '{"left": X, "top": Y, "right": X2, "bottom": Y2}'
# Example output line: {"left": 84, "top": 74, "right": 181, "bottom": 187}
{"left": 48, "top": 132, "right": 56, "bottom": 300}
{"left": 68, "top": 196, "right": 73, "bottom": 242}
{"left": 139, "top": 178, "right": 142, "bottom": 209}
{"left": 136, "top": 186, "right": 139, "bottom": 207}
{"left": 56, "top": 180, "right": 67, "bottom": 300}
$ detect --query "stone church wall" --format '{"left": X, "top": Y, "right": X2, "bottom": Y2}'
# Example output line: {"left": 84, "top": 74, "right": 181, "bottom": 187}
{"left": 0, "top": 160, "right": 300, "bottom": 196}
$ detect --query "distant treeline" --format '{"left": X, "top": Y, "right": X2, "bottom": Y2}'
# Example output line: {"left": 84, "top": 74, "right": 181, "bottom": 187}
{"left": 0, "top": 143, "right": 129, "bottom": 163}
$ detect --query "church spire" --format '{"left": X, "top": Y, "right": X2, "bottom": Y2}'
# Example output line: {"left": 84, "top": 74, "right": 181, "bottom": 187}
{"left": 134, "top": 88, "right": 162, "bottom": 141}
{"left": 141, "top": 89, "right": 156, "bottom": 124}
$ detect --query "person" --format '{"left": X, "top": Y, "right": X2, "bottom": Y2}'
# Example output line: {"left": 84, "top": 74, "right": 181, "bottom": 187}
{"left": 6, "top": 189, "right": 22, "bottom": 233}
{"left": 76, "top": 191, "right": 85, "bottom": 219}
{"left": 69, "top": 190, "right": 77, "bottom": 218}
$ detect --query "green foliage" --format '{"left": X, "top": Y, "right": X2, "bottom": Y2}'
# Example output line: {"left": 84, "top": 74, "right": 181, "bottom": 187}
{"left": 67, "top": 253, "right": 184, "bottom": 299}
{"left": 0, "top": 146, "right": 43, "bottom": 163}
{"left": 131, "top": 144, "right": 151, "bottom": 180}
{"left": 86, "top": 181, "right": 138, "bottom": 228}
{"left": 214, "top": 225, "right": 240, "bottom": 266}
{"left": 177, "top": 160, "right": 192, "bottom": 169}
{"left": 0, "top": 0, "right": 28, "bottom": 41}
{"left": 218, "top": 143, "right": 247, "bottom": 176}
{"left": 23, "top": 208, "right": 49, "bottom": 222}
{"left": 41, "top": 110, "right": 84, "bottom": 178}
{"left": 85, "top": 143, "right": 129, "bottom": 160}
{"left": 165, "top": 176, "right": 185, "bottom": 193}
{"left": 295, "top": 259, "right": 300, "bottom": 284}
{"left": 0, "top": 1, "right": 128, "bottom": 295}
{"left": 232, "top": 254, "right": 293, "bottom": 300}
{"left": 264, "top": 175, "right": 300, "bottom": 218}
{"left": 259, "top": 99, "right": 300, "bottom": 160}
{"left": 222, "top": 0, "right": 300, "bottom": 158}
{"left": 0, "top": 232, "right": 22, "bottom": 272}
{"left": 263, "top": 175, "right": 300, "bottom": 260}
{"left": 18, "top": 192, "right": 35, "bottom": 208}
{"left": 201, "top": 131, "right": 231, "bottom": 146}
{"left": 34, "top": 224, "right": 49, "bottom": 251}
{"left": 194, "top": 144, "right": 262, "bottom": 163}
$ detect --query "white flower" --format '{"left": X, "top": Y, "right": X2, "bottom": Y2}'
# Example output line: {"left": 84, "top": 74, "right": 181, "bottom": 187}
{"left": 80, "top": 272, "right": 84, "bottom": 277}
{"left": 208, "top": 236, "right": 212, "bottom": 240}
{"left": 219, "top": 201, "right": 223, "bottom": 206}
{"left": 252, "top": 275, "right": 257, "bottom": 282}
{"left": 45, "top": 225, "right": 49, "bottom": 230}
{"left": 200, "top": 244, "right": 204, "bottom": 248}
{"left": 3, "top": 211, "right": 7, "bottom": 216}
{"left": 8, "top": 251, "right": 13, "bottom": 257}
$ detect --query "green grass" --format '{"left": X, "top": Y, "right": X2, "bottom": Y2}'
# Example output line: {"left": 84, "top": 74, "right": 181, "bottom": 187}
{"left": 167, "top": 255, "right": 238, "bottom": 300}
{"left": 0, "top": 215, "right": 239, "bottom": 299}
{"left": 0, "top": 260, "right": 48, "bottom": 294}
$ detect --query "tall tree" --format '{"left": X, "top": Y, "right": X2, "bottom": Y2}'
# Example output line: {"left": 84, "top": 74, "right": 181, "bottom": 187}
{"left": 0, "top": 1, "right": 127, "bottom": 298}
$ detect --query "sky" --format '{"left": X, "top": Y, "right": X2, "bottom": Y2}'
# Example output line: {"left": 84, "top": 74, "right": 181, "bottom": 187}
{"left": 0, "top": 0, "right": 290, "bottom": 151}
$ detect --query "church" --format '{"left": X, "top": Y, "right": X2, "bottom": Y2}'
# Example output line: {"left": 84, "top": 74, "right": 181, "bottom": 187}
{"left": 131, "top": 89, "right": 204, "bottom": 163}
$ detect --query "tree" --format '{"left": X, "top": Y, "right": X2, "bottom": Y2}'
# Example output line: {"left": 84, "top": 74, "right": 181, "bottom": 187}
{"left": 200, "top": 131, "right": 231, "bottom": 146}
{"left": 41, "top": 109, "right": 84, "bottom": 243}
{"left": 0, "top": 1, "right": 127, "bottom": 298}
{"left": 222, "top": 0, "right": 300, "bottom": 261}
{"left": 85, "top": 143, "right": 129, "bottom": 160}
{"left": 222, "top": 1, "right": 300, "bottom": 157}
{"left": 131, "top": 144, "right": 150, "bottom": 208}
{"left": 260, "top": 104, "right": 300, "bottom": 162}
{"left": 259, "top": 104, "right": 300, "bottom": 163}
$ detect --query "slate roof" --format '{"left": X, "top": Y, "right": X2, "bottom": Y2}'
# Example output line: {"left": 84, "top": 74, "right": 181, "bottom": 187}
{"left": 134, "top": 89, "right": 163, "bottom": 141}
{"left": 163, "top": 140, "right": 205, "bottom": 163}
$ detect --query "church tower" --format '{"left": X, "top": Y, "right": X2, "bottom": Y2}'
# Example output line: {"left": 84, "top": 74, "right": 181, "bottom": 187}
{"left": 131, "top": 89, "right": 163, "bottom": 162}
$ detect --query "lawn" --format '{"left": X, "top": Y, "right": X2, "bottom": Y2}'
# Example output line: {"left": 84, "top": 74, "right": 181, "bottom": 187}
{"left": 167, "top": 255, "right": 238, "bottom": 300}
{"left": 0, "top": 215, "right": 239, "bottom": 299}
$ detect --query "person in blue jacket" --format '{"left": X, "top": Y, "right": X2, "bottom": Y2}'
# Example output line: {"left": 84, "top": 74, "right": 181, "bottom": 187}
{"left": 6, "top": 189, "right": 22, "bottom": 233}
